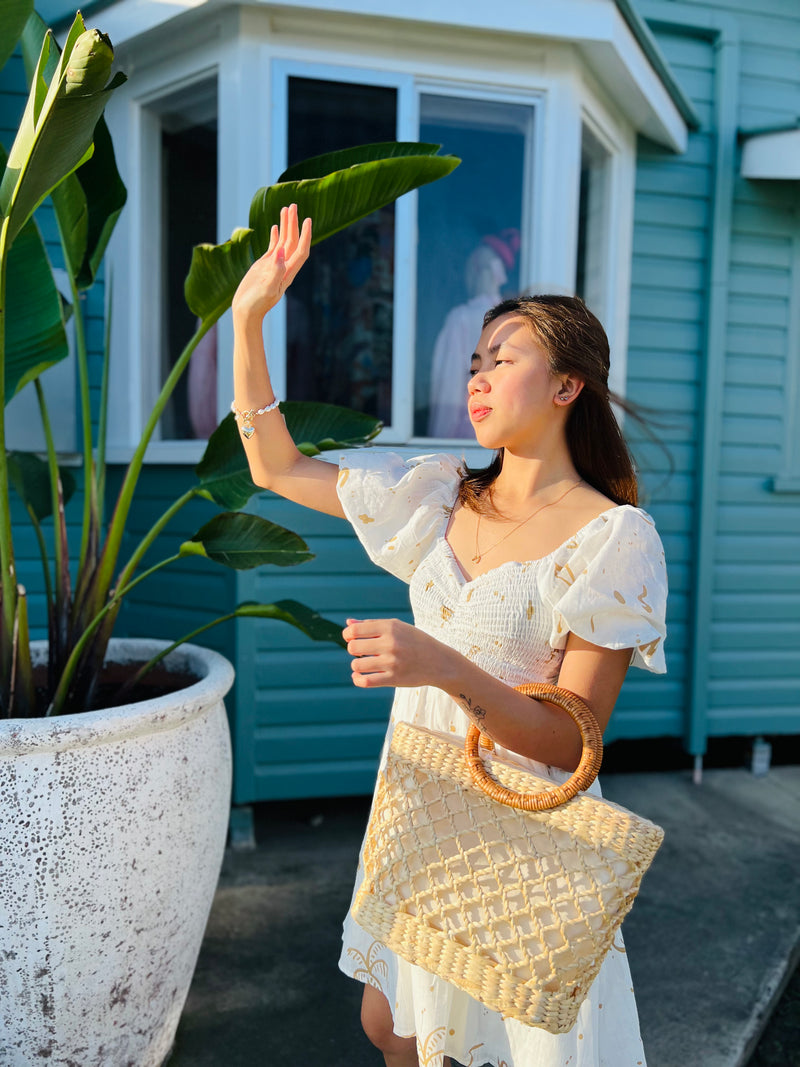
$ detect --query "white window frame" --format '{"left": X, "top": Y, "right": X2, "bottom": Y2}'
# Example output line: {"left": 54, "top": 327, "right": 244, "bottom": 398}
{"left": 577, "top": 106, "right": 636, "bottom": 403}
{"left": 105, "top": 36, "right": 228, "bottom": 464}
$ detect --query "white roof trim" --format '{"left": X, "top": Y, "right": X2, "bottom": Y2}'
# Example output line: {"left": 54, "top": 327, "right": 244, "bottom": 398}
{"left": 98, "top": 0, "right": 688, "bottom": 151}
{"left": 741, "top": 128, "right": 800, "bottom": 181}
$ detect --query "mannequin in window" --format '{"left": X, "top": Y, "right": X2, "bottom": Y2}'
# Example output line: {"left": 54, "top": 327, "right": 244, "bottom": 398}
{"left": 427, "top": 231, "right": 519, "bottom": 438}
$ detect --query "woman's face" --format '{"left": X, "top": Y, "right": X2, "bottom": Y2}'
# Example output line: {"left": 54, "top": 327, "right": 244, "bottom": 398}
{"left": 467, "top": 313, "right": 565, "bottom": 452}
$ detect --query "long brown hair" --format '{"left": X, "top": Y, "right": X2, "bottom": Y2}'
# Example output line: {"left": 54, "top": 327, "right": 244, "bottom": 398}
{"left": 458, "top": 294, "right": 638, "bottom": 512}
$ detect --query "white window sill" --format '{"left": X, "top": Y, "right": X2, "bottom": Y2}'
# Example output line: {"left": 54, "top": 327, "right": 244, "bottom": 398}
{"left": 105, "top": 441, "right": 208, "bottom": 465}
{"left": 104, "top": 438, "right": 494, "bottom": 467}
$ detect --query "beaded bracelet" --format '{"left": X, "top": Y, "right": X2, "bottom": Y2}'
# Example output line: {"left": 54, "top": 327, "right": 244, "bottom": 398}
{"left": 230, "top": 397, "right": 281, "bottom": 439}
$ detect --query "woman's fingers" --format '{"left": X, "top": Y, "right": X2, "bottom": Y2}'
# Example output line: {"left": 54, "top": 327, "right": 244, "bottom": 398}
{"left": 284, "top": 201, "right": 299, "bottom": 247}
{"left": 285, "top": 216, "right": 312, "bottom": 279}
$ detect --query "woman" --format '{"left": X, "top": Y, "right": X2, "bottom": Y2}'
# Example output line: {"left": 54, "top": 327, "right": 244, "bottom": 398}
{"left": 232, "top": 204, "right": 667, "bottom": 1067}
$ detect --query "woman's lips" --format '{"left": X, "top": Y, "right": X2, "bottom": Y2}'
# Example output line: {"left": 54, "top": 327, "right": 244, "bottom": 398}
{"left": 470, "top": 404, "right": 492, "bottom": 422}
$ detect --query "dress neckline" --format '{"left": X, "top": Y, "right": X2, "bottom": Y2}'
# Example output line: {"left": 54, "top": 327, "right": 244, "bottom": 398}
{"left": 440, "top": 503, "right": 633, "bottom": 587}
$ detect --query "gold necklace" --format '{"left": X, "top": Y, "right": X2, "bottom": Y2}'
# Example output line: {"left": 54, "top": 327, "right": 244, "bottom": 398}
{"left": 472, "top": 480, "right": 584, "bottom": 564}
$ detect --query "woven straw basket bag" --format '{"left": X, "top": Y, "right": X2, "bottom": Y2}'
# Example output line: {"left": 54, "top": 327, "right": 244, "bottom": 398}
{"left": 351, "top": 683, "right": 664, "bottom": 1035}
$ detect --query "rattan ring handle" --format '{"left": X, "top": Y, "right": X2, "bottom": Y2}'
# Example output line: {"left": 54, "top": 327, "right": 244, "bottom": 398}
{"left": 464, "top": 682, "right": 604, "bottom": 811}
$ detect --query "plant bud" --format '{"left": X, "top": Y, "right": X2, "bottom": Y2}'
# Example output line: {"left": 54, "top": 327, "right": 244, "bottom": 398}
{"left": 65, "top": 29, "right": 114, "bottom": 95}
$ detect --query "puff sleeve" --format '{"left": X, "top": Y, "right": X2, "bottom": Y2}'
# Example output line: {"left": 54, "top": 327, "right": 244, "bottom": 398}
{"left": 336, "top": 451, "right": 463, "bottom": 583}
{"left": 545, "top": 506, "right": 668, "bottom": 673}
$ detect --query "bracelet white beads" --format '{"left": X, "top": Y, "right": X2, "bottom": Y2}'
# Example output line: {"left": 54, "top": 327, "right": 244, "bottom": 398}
{"left": 230, "top": 397, "right": 281, "bottom": 438}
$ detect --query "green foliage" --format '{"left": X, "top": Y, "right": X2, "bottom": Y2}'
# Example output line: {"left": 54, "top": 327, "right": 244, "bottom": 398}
{"left": 180, "top": 513, "right": 314, "bottom": 570}
{"left": 0, "top": 10, "right": 459, "bottom": 718}
{"left": 185, "top": 144, "right": 458, "bottom": 324}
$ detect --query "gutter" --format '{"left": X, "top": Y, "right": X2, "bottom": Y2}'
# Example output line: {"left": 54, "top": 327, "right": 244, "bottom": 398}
{"left": 615, "top": 0, "right": 701, "bottom": 131}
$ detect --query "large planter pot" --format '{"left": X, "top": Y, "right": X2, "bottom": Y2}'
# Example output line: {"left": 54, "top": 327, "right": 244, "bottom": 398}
{"left": 0, "top": 639, "right": 234, "bottom": 1066}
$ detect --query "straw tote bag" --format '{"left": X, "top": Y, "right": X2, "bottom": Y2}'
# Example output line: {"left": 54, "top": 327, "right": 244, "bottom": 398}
{"left": 351, "top": 683, "right": 664, "bottom": 1035}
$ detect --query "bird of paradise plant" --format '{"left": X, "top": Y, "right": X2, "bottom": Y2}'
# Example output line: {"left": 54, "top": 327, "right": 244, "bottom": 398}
{"left": 0, "top": 4, "right": 459, "bottom": 718}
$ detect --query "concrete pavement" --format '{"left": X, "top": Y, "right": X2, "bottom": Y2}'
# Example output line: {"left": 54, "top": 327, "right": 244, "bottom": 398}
{"left": 166, "top": 764, "right": 800, "bottom": 1067}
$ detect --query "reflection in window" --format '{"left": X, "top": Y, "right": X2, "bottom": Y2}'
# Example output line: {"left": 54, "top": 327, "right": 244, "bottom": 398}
{"left": 576, "top": 124, "right": 611, "bottom": 318}
{"left": 415, "top": 95, "right": 533, "bottom": 438}
{"left": 286, "top": 78, "right": 396, "bottom": 423}
{"left": 153, "top": 78, "right": 218, "bottom": 440}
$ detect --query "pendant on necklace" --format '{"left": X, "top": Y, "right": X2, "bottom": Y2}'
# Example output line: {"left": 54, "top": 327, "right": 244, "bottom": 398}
{"left": 472, "top": 553, "right": 481, "bottom": 564}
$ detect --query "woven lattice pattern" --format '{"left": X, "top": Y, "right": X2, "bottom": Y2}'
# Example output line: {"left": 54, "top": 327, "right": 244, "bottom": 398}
{"left": 353, "top": 722, "right": 664, "bottom": 1035}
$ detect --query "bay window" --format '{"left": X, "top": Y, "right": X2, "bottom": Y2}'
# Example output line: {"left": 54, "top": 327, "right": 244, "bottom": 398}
{"left": 106, "top": 19, "right": 640, "bottom": 459}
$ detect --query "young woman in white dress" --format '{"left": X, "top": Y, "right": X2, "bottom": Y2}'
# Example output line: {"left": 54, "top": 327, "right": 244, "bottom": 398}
{"left": 232, "top": 205, "right": 667, "bottom": 1067}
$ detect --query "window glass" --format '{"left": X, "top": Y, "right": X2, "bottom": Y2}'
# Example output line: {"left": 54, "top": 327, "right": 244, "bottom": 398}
{"left": 286, "top": 77, "right": 397, "bottom": 423}
{"left": 153, "top": 78, "right": 218, "bottom": 440}
{"left": 576, "top": 124, "right": 611, "bottom": 318}
{"left": 414, "top": 95, "right": 533, "bottom": 439}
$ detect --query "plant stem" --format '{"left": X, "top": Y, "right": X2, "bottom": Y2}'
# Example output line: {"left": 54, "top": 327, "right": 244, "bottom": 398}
{"left": 96, "top": 272, "right": 112, "bottom": 516}
{"left": 114, "top": 486, "right": 198, "bottom": 593}
{"left": 27, "top": 506, "right": 55, "bottom": 610}
{"left": 35, "top": 379, "right": 71, "bottom": 661}
{"left": 34, "top": 378, "right": 66, "bottom": 592}
{"left": 69, "top": 272, "right": 97, "bottom": 574}
{"left": 13, "top": 585, "right": 36, "bottom": 717}
{"left": 115, "top": 611, "right": 236, "bottom": 700}
{"left": 0, "top": 215, "right": 19, "bottom": 695}
{"left": 46, "top": 551, "right": 182, "bottom": 716}
{"left": 89, "top": 317, "right": 215, "bottom": 621}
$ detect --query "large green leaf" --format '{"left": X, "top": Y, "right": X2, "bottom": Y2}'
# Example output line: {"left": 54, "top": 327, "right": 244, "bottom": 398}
{"left": 233, "top": 599, "right": 345, "bottom": 647}
{"left": 195, "top": 413, "right": 259, "bottom": 511}
{"left": 0, "top": 12, "right": 126, "bottom": 246}
{"left": 179, "top": 512, "right": 313, "bottom": 569}
{"left": 0, "top": 0, "right": 33, "bottom": 74}
{"left": 20, "top": 15, "right": 131, "bottom": 293}
{"left": 20, "top": 10, "right": 56, "bottom": 84}
{"left": 278, "top": 142, "right": 445, "bottom": 182}
{"left": 7, "top": 450, "right": 76, "bottom": 519}
{"left": 195, "top": 403, "right": 382, "bottom": 509}
{"left": 184, "top": 146, "right": 459, "bottom": 323}
{"left": 249, "top": 151, "right": 460, "bottom": 253}
{"left": 47, "top": 117, "right": 127, "bottom": 289}
{"left": 282, "top": 400, "right": 382, "bottom": 456}
{"left": 4, "top": 205, "right": 69, "bottom": 399}
{"left": 183, "top": 226, "right": 255, "bottom": 330}
{"left": 74, "top": 118, "right": 127, "bottom": 289}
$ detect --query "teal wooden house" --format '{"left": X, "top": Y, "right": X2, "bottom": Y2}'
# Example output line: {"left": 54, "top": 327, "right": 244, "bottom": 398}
{"left": 4, "top": 0, "right": 799, "bottom": 823}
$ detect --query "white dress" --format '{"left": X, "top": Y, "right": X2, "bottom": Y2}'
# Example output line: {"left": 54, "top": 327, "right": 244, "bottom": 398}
{"left": 335, "top": 452, "right": 668, "bottom": 1067}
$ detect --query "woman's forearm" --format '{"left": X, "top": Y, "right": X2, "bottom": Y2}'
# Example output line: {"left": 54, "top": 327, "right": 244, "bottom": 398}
{"left": 345, "top": 617, "right": 589, "bottom": 769}
{"left": 230, "top": 206, "right": 343, "bottom": 516}
{"left": 433, "top": 646, "right": 585, "bottom": 770}
{"left": 232, "top": 311, "right": 303, "bottom": 486}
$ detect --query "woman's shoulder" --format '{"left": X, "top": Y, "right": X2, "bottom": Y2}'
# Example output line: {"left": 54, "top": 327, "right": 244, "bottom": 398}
{"left": 570, "top": 501, "right": 663, "bottom": 558}
{"left": 335, "top": 451, "right": 465, "bottom": 584}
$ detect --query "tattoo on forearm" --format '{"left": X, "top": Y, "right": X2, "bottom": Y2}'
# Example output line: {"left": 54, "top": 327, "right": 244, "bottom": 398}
{"left": 458, "top": 693, "right": 488, "bottom": 725}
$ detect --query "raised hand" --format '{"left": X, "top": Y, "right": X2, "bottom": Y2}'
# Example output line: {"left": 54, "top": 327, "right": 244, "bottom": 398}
{"left": 232, "top": 203, "right": 312, "bottom": 322}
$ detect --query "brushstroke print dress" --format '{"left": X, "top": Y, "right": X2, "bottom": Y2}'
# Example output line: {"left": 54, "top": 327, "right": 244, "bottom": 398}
{"left": 336, "top": 452, "right": 668, "bottom": 1067}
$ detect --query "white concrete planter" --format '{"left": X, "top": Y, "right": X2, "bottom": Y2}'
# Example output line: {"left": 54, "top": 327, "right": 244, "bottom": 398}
{"left": 0, "top": 639, "right": 234, "bottom": 1066}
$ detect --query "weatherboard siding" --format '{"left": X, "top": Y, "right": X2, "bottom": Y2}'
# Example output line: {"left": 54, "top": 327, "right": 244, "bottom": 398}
{"left": 233, "top": 492, "right": 407, "bottom": 803}
{"left": 641, "top": 0, "right": 800, "bottom": 748}
{"left": 621, "top": 24, "right": 715, "bottom": 744}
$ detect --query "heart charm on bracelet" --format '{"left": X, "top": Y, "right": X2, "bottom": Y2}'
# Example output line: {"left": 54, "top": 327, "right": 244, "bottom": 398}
{"left": 241, "top": 423, "right": 255, "bottom": 439}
